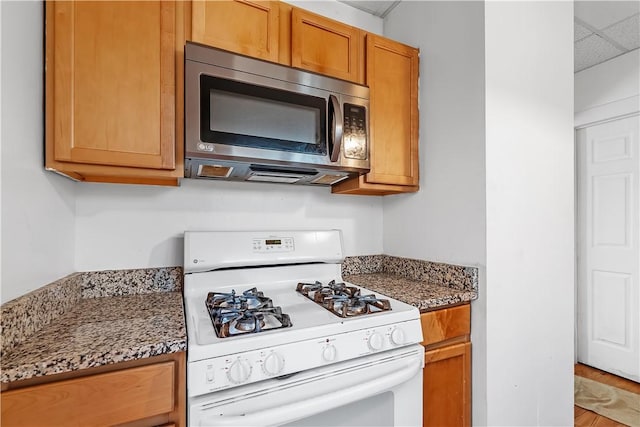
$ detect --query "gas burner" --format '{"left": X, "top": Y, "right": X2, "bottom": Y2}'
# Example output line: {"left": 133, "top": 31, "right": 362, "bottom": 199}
{"left": 206, "top": 288, "right": 292, "bottom": 338}
{"left": 297, "top": 280, "right": 361, "bottom": 302}
{"left": 296, "top": 280, "right": 392, "bottom": 318}
{"left": 206, "top": 287, "right": 270, "bottom": 311}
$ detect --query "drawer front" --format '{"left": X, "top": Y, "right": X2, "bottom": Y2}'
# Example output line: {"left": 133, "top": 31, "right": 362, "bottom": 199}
{"left": 421, "top": 304, "right": 471, "bottom": 346}
{"left": 1, "top": 361, "right": 175, "bottom": 427}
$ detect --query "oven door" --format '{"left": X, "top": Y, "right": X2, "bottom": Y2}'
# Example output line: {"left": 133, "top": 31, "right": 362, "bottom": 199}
{"left": 189, "top": 345, "right": 424, "bottom": 427}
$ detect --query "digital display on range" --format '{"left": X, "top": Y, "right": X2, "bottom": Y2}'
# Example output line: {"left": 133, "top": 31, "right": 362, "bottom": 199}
{"left": 265, "top": 239, "right": 282, "bottom": 245}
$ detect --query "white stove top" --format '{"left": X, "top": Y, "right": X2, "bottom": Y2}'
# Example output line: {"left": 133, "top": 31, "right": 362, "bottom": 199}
{"left": 183, "top": 230, "right": 423, "bottom": 396}
{"left": 184, "top": 263, "right": 420, "bottom": 360}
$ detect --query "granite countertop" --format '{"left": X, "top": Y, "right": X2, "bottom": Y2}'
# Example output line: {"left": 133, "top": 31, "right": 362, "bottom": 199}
{"left": 1, "top": 256, "right": 478, "bottom": 384}
{"left": 1, "top": 268, "right": 186, "bottom": 384}
{"left": 342, "top": 255, "right": 478, "bottom": 312}
{"left": 345, "top": 273, "right": 477, "bottom": 311}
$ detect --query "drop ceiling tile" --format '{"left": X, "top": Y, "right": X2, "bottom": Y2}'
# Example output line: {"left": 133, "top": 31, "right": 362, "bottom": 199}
{"left": 575, "top": 1, "right": 640, "bottom": 29}
{"left": 575, "top": 34, "right": 625, "bottom": 72}
{"left": 575, "top": 21, "right": 593, "bottom": 41}
{"left": 602, "top": 14, "right": 640, "bottom": 50}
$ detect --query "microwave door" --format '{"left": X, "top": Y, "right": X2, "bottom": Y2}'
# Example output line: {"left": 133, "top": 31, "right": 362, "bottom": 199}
{"left": 328, "top": 95, "right": 343, "bottom": 162}
{"left": 199, "top": 74, "right": 328, "bottom": 158}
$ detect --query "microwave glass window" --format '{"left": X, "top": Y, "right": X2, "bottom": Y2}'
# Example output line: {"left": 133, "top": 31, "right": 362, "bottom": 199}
{"left": 210, "top": 90, "right": 319, "bottom": 146}
{"left": 200, "top": 76, "right": 327, "bottom": 155}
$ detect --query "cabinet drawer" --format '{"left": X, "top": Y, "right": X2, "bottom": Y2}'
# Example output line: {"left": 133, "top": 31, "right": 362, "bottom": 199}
{"left": 421, "top": 304, "right": 470, "bottom": 346}
{"left": 1, "top": 361, "right": 175, "bottom": 427}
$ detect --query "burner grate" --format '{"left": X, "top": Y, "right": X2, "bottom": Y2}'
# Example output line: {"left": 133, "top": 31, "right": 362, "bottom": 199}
{"left": 205, "top": 288, "right": 292, "bottom": 338}
{"left": 296, "top": 280, "right": 392, "bottom": 318}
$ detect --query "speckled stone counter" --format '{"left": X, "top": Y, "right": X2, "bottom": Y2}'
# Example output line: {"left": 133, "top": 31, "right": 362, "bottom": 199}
{"left": 1, "top": 268, "right": 186, "bottom": 384}
{"left": 343, "top": 255, "right": 478, "bottom": 311}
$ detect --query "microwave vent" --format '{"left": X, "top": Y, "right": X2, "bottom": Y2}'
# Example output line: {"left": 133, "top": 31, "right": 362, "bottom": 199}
{"left": 247, "top": 173, "right": 303, "bottom": 184}
{"left": 198, "top": 164, "right": 233, "bottom": 178}
{"left": 311, "top": 174, "right": 349, "bottom": 185}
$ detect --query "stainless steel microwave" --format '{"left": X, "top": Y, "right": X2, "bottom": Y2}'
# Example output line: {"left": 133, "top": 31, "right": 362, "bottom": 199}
{"left": 185, "top": 42, "right": 370, "bottom": 186}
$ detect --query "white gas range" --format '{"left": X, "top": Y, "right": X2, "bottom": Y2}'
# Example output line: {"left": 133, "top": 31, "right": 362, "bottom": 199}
{"left": 183, "top": 230, "right": 424, "bottom": 426}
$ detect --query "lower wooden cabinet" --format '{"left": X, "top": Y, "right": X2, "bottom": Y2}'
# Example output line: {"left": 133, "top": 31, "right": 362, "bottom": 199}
{"left": 421, "top": 304, "right": 471, "bottom": 427}
{"left": 1, "top": 352, "right": 186, "bottom": 427}
{"left": 424, "top": 342, "right": 472, "bottom": 427}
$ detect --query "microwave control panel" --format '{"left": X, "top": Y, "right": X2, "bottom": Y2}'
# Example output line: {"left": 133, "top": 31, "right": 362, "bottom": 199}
{"left": 343, "top": 104, "right": 367, "bottom": 160}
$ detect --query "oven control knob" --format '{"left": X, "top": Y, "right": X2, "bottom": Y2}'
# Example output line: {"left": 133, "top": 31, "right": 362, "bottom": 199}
{"left": 390, "top": 328, "right": 405, "bottom": 346}
{"left": 227, "top": 359, "right": 252, "bottom": 384}
{"left": 368, "top": 332, "right": 384, "bottom": 351}
{"left": 322, "top": 345, "right": 337, "bottom": 362}
{"left": 262, "top": 352, "right": 285, "bottom": 376}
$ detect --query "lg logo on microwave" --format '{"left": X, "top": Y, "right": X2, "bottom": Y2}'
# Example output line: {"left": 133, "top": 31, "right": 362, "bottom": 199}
{"left": 197, "top": 143, "right": 215, "bottom": 152}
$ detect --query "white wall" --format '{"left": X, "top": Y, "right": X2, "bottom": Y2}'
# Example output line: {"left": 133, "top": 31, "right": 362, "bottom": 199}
{"left": 0, "top": 1, "right": 384, "bottom": 299}
{"left": 385, "top": 2, "right": 574, "bottom": 425}
{"left": 75, "top": 180, "right": 382, "bottom": 271}
{"left": 0, "top": 1, "right": 76, "bottom": 304}
{"left": 575, "top": 49, "right": 640, "bottom": 126}
{"left": 1, "top": 0, "right": 3, "bottom": 298}
{"left": 71, "top": 2, "right": 384, "bottom": 272}
{"left": 382, "top": 2, "right": 488, "bottom": 424}
{"left": 485, "top": 2, "right": 574, "bottom": 426}
{"left": 382, "top": 2, "right": 486, "bottom": 266}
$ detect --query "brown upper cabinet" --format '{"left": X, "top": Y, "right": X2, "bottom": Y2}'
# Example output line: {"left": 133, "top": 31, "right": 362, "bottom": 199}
{"left": 45, "top": 1, "right": 185, "bottom": 186}
{"left": 188, "top": 2, "right": 363, "bottom": 84}
{"left": 190, "top": 1, "right": 281, "bottom": 63}
{"left": 290, "top": 8, "right": 364, "bottom": 83}
{"left": 45, "top": 0, "right": 419, "bottom": 192}
{"left": 332, "top": 35, "right": 420, "bottom": 195}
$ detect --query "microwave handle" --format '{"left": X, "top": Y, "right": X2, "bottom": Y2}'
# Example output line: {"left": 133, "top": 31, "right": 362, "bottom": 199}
{"left": 329, "top": 94, "right": 343, "bottom": 162}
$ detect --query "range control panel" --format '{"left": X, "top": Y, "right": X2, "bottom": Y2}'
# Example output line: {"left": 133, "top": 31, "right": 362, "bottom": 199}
{"left": 252, "top": 237, "right": 294, "bottom": 253}
{"left": 184, "top": 230, "right": 343, "bottom": 273}
{"left": 188, "top": 319, "right": 423, "bottom": 397}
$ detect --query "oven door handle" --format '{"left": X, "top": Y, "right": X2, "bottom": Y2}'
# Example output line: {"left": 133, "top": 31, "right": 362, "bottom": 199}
{"left": 195, "top": 356, "right": 422, "bottom": 427}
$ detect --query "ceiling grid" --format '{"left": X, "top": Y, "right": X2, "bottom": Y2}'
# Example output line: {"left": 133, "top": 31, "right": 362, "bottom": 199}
{"left": 340, "top": 0, "right": 640, "bottom": 73}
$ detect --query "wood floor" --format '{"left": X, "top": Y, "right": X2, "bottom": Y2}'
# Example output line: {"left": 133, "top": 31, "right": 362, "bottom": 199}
{"left": 574, "top": 363, "right": 640, "bottom": 427}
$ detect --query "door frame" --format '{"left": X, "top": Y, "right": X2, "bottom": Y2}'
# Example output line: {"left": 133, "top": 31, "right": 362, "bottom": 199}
{"left": 575, "top": 109, "right": 639, "bottom": 365}
{"left": 574, "top": 111, "right": 640, "bottom": 370}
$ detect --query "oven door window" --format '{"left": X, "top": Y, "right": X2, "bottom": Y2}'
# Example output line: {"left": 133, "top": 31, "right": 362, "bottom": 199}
{"left": 200, "top": 75, "right": 327, "bottom": 155}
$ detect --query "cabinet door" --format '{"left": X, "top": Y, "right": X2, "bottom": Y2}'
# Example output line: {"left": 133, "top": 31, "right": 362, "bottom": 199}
{"left": 51, "top": 1, "right": 176, "bottom": 170}
{"left": 191, "top": 0, "right": 280, "bottom": 62}
{"left": 332, "top": 34, "right": 419, "bottom": 195}
{"left": 291, "top": 8, "right": 362, "bottom": 83}
{"left": 366, "top": 34, "right": 419, "bottom": 186}
{"left": 423, "top": 342, "right": 471, "bottom": 427}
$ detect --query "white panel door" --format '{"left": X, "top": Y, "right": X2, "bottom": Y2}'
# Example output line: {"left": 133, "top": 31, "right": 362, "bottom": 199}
{"left": 577, "top": 114, "right": 640, "bottom": 382}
